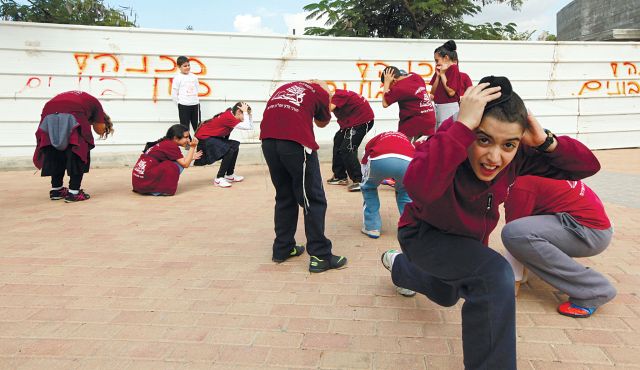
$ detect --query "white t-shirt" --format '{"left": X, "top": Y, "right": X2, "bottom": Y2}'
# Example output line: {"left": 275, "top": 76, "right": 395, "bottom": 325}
{"left": 171, "top": 72, "right": 200, "bottom": 106}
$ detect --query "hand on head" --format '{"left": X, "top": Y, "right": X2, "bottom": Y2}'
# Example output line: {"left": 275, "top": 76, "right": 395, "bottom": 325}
{"left": 382, "top": 68, "right": 396, "bottom": 85}
{"left": 239, "top": 102, "right": 250, "bottom": 113}
{"left": 457, "top": 83, "right": 502, "bottom": 131}
{"left": 521, "top": 113, "right": 547, "bottom": 147}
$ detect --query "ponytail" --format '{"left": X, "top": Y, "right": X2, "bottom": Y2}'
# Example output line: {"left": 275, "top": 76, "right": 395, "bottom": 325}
{"left": 143, "top": 124, "right": 188, "bottom": 152}
{"left": 434, "top": 40, "right": 458, "bottom": 63}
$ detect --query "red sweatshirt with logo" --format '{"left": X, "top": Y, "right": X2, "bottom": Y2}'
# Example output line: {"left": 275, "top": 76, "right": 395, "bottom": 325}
{"left": 505, "top": 175, "right": 610, "bottom": 229}
{"left": 399, "top": 118, "right": 601, "bottom": 245}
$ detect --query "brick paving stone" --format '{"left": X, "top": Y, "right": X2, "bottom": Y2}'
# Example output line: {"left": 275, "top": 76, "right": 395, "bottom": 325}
{"left": 0, "top": 150, "right": 638, "bottom": 368}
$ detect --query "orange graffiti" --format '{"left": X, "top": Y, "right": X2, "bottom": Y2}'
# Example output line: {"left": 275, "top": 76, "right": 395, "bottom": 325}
{"left": 155, "top": 55, "right": 178, "bottom": 73}
{"left": 94, "top": 54, "right": 120, "bottom": 73}
{"left": 74, "top": 53, "right": 90, "bottom": 75}
{"left": 356, "top": 63, "right": 369, "bottom": 79}
{"left": 126, "top": 56, "right": 149, "bottom": 73}
{"left": 198, "top": 81, "right": 211, "bottom": 97}
{"left": 98, "top": 77, "right": 127, "bottom": 96}
{"left": 578, "top": 62, "right": 640, "bottom": 96}
{"left": 623, "top": 62, "right": 637, "bottom": 76}
{"left": 578, "top": 80, "right": 601, "bottom": 95}
{"left": 189, "top": 57, "right": 207, "bottom": 75}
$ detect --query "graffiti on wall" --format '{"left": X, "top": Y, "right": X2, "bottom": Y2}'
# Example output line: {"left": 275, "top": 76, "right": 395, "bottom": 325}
{"left": 16, "top": 53, "right": 212, "bottom": 103}
{"left": 327, "top": 60, "right": 434, "bottom": 99}
{"left": 578, "top": 62, "right": 640, "bottom": 96}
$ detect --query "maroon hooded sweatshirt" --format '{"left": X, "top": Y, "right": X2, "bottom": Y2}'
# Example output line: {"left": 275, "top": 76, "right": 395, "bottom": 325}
{"left": 399, "top": 118, "right": 601, "bottom": 245}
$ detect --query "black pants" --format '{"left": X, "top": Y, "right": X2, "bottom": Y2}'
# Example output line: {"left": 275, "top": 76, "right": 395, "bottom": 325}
{"left": 41, "top": 147, "right": 88, "bottom": 190}
{"left": 331, "top": 120, "right": 373, "bottom": 182}
{"left": 261, "top": 139, "right": 333, "bottom": 261}
{"left": 216, "top": 146, "right": 239, "bottom": 178}
{"left": 392, "top": 222, "right": 516, "bottom": 370}
{"left": 178, "top": 104, "right": 200, "bottom": 132}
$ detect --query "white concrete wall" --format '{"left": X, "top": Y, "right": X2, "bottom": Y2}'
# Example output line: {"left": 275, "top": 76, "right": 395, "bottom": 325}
{"left": 1, "top": 21, "right": 639, "bottom": 160}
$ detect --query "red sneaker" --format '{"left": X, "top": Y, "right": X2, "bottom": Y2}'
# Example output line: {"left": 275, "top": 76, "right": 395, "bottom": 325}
{"left": 49, "top": 187, "right": 69, "bottom": 200}
{"left": 381, "top": 178, "right": 396, "bottom": 187}
{"left": 557, "top": 301, "right": 596, "bottom": 318}
{"left": 64, "top": 189, "right": 91, "bottom": 203}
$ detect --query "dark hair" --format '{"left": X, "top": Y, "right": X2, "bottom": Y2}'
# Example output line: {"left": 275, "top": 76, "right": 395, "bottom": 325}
{"left": 231, "top": 102, "right": 251, "bottom": 115}
{"left": 434, "top": 40, "right": 458, "bottom": 63}
{"left": 380, "top": 66, "right": 405, "bottom": 84}
{"left": 483, "top": 92, "right": 528, "bottom": 130}
{"left": 101, "top": 113, "right": 113, "bottom": 138}
{"left": 143, "top": 124, "right": 188, "bottom": 152}
{"left": 176, "top": 56, "right": 189, "bottom": 67}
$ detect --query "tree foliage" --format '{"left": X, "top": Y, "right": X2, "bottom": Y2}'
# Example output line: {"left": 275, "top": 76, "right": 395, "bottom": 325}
{"left": 303, "top": 0, "right": 532, "bottom": 40}
{"left": 0, "top": 0, "right": 137, "bottom": 27}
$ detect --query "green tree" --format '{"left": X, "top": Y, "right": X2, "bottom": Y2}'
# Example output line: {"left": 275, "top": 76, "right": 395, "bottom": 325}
{"left": 0, "top": 0, "right": 137, "bottom": 27}
{"left": 303, "top": 0, "right": 532, "bottom": 40}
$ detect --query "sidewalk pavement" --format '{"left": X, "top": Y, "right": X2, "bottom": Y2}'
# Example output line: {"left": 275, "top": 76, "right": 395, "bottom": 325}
{"left": 0, "top": 149, "right": 638, "bottom": 370}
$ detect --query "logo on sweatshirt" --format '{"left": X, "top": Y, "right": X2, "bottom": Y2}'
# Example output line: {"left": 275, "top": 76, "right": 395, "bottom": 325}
{"left": 272, "top": 85, "right": 307, "bottom": 107}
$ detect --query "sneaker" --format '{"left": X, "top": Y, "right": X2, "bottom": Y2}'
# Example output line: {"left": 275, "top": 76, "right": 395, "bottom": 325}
{"left": 380, "top": 250, "right": 416, "bottom": 297}
{"left": 214, "top": 178, "right": 232, "bottom": 188}
{"left": 381, "top": 178, "right": 396, "bottom": 187}
{"left": 381, "top": 249, "right": 401, "bottom": 272}
{"left": 309, "top": 255, "right": 347, "bottom": 273}
{"left": 557, "top": 301, "right": 596, "bottom": 318}
{"left": 272, "top": 245, "right": 305, "bottom": 263}
{"left": 64, "top": 190, "right": 90, "bottom": 203}
{"left": 50, "top": 187, "right": 68, "bottom": 200}
{"left": 361, "top": 227, "right": 380, "bottom": 239}
{"left": 396, "top": 286, "right": 417, "bottom": 297}
{"left": 347, "top": 183, "right": 361, "bottom": 192}
{"left": 327, "top": 177, "right": 348, "bottom": 185}
{"left": 224, "top": 174, "right": 244, "bottom": 182}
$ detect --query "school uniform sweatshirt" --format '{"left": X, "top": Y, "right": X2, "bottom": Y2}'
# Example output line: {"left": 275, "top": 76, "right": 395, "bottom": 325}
{"left": 399, "top": 118, "right": 601, "bottom": 245}
{"left": 505, "top": 175, "right": 611, "bottom": 230}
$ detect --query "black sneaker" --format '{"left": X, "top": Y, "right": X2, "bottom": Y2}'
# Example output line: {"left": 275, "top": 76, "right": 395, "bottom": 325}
{"left": 327, "top": 177, "right": 348, "bottom": 185}
{"left": 309, "top": 255, "right": 347, "bottom": 273}
{"left": 64, "top": 189, "right": 91, "bottom": 203}
{"left": 50, "top": 187, "right": 68, "bottom": 200}
{"left": 272, "top": 245, "right": 305, "bottom": 263}
{"left": 347, "top": 183, "right": 361, "bottom": 192}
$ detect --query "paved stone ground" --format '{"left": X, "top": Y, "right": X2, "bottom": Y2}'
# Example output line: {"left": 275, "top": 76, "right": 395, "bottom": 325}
{"left": 0, "top": 149, "right": 638, "bottom": 370}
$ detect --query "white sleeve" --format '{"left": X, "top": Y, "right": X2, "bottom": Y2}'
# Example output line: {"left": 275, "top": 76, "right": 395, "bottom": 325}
{"left": 171, "top": 75, "right": 180, "bottom": 104}
{"left": 234, "top": 114, "right": 254, "bottom": 130}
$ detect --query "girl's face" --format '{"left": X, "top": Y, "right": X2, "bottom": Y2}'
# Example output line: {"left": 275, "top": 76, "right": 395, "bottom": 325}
{"left": 234, "top": 110, "right": 244, "bottom": 121}
{"left": 174, "top": 131, "right": 190, "bottom": 147}
{"left": 466, "top": 116, "right": 524, "bottom": 182}
{"left": 179, "top": 62, "right": 191, "bottom": 74}
{"left": 434, "top": 53, "right": 450, "bottom": 69}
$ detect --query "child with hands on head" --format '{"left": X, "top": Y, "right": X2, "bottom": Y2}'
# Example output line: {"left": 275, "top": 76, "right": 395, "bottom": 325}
{"left": 381, "top": 76, "right": 601, "bottom": 370}
{"left": 195, "top": 101, "right": 253, "bottom": 188}
{"left": 381, "top": 66, "right": 436, "bottom": 141}
{"left": 132, "top": 124, "right": 202, "bottom": 196}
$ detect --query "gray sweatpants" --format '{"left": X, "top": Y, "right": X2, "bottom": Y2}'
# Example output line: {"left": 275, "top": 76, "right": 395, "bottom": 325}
{"left": 501, "top": 213, "right": 615, "bottom": 308}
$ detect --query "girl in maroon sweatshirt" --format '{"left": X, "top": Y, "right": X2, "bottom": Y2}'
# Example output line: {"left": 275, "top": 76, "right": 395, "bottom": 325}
{"left": 34, "top": 91, "right": 113, "bottom": 202}
{"left": 502, "top": 175, "right": 615, "bottom": 318}
{"left": 429, "top": 40, "right": 465, "bottom": 130}
{"left": 381, "top": 66, "right": 436, "bottom": 141}
{"left": 195, "top": 102, "right": 253, "bottom": 188}
{"left": 381, "top": 76, "right": 600, "bottom": 370}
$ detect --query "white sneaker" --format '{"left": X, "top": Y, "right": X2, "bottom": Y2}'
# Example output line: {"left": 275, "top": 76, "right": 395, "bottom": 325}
{"left": 396, "top": 286, "right": 417, "bottom": 297}
{"left": 214, "top": 178, "right": 232, "bottom": 188}
{"left": 224, "top": 174, "right": 244, "bottom": 182}
{"left": 361, "top": 227, "right": 380, "bottom": 239}
{"left": 381, "top": 249, "right": 400, "bottom": 271}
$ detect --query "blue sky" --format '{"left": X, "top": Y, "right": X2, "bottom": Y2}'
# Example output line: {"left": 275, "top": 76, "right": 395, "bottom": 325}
{"left": 108, "top": 0, "right": 572, "bottom": 37}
